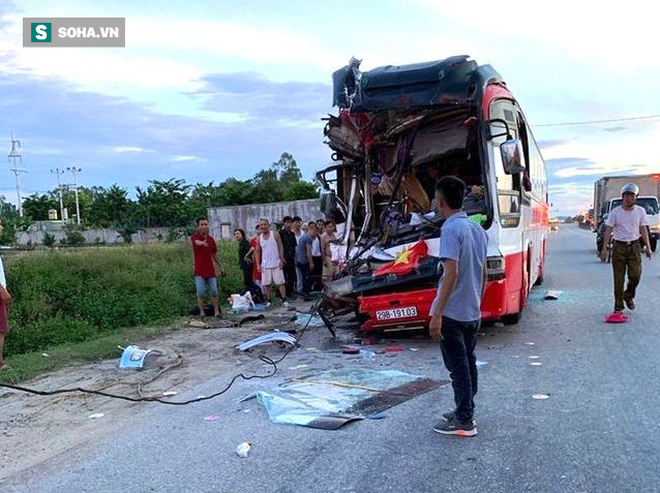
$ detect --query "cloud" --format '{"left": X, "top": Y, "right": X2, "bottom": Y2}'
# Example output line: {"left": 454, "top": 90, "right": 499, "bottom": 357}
{"left": 128, "top": 18, "right": 345, "bottom": 71}
{"left": 415, "top": 0, "right": 660, "bottom": 70}
{"left": 114, "top": 146, "right": 155, "bottom": 154}
{"left": 0, "top": 69, "right": 330, "bottom": 205}
{"left": 537, "top": 139, "right": 571, "bottom": 151}
{"left": 192, "top": 72, "right": 331, "bottom": 123}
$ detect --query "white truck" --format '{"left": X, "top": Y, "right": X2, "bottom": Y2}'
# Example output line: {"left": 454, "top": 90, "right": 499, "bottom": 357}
{"left": 593, "top": 174, "right": 660, "bottom": 252}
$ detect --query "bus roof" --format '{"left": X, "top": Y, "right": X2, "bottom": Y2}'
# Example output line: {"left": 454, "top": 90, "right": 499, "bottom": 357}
{"left": 332, "top": 55, "right": 503, "bottom": 113}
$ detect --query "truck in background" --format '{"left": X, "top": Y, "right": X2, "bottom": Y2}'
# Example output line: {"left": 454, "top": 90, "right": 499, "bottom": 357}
{"left": 593, "top": 174, "right": 660, "bottom": 252}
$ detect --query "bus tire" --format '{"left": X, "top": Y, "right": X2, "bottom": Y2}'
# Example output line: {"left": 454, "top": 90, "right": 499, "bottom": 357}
{"left": 502, "top": 312, "right": 521, "bottom": 325}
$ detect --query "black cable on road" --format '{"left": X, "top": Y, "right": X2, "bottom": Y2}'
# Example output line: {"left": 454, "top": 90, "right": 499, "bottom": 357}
{"left": 0, "top": 302, "right": 320, "bottom": 406}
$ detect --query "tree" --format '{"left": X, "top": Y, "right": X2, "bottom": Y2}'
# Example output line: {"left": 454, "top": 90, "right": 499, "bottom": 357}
{"left": 136, "top": 179, "right": 191, "bottom": 228}
{"left": 251, "top": 152, "right": 310, "bottom": 203}
{"left": 116, "top": 225, "right": 138, "bottom": 244}
{"left": 23, "top": 194, "right": 57, "bottom": 221}
{"left": 42, "top": 232, "right": 56, "bottom": 248}
{"left": 282, "top": 181, "right": 319, "bottom": 201}
{"left": 87, "top": 185, "right": 134, "bottom": 227}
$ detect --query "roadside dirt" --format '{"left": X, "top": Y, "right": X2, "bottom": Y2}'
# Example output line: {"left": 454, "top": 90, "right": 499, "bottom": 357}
{"left": 0, "top": 304, "right": 336, "bottom": 480}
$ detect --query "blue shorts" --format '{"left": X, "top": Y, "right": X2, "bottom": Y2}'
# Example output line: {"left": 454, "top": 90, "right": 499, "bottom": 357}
{"left": 194, "top": 276, "right": 218, "bottom": 298}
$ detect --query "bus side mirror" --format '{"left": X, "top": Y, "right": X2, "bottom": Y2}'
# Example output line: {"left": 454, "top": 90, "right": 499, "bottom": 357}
{"left": 500, "top": 139, "right": 526, "bottom": 175}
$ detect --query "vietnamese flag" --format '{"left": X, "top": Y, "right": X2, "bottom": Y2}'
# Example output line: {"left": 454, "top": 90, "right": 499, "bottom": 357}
{"left": 373, "top": 239, "right": 429, "bottom": 277}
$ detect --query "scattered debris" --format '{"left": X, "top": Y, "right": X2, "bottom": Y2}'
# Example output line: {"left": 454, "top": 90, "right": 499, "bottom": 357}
{"left": 88, "top": 413, "right": 105, "bottom": 419}
{"left": 544, "top": 290, "right": 563, "bottom": 300}
{"left": 532, "top": 394, "right": 550, "bottom": 400}
{"left": 362, "top": 350, "right": 375, "bottom": 363}
{"left": 204, "top": 415, "right": 220, "bottom": 422}
{"left": 528, "top": 356, "right": 540, "bottom": 359}
{"left": 235, "top": 442, "right": 251, "bottom": 458}
{"left": 476, "top": 360, "right": 488, "bottom": 368}
{"left": 295, "top": 313, "right": 326, "bottom": 328}
{"left": 494, "top": 322, "right": 505, "bottom": 328}
{"left": 367, "top": 412, "right": 387, "bottom": 420}
{"left": 530, "top": 362, "right": 543, "bottom": 366}
{"left": 236, "top": 332, "right": 298, "bottom": 351}
{"left": 385, "top": 346, "right": 404, "bottom": 353}
{"left": 186, "top": 320, "right": 211, "bottom": 329}
{"left": 342, "top": 345, "right": 361, "bottom": 354}
{"left": 119, "top": 345, "right": 156, "bottom": 369}
{"left": 41, "top": 353, "right": 50, "bottom": 358}
{"left": 255, "top": 368, "right": 446, "bottom": 429}
{"left": 230, "top": 292, "right": 255, "bottom": 312}
{"left": 526, "top": 342, "right": 535, "bottom": 346}
{"left": 288, "top": 365, "right": 309, "bottom": 371}
{"left": 408, "top": 348, "right": 419, "bottom": 352}
{"left": 162, "top": 391, "right": 178, "bottom": 397}
{"left": 238, "top": 314, "right": 266, "bottom": 326}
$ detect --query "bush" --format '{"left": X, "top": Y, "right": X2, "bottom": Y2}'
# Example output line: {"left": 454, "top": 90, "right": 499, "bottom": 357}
{"left": 42, "top": 232, "right": 56, "bottom": 248}
{"left": 4, "top": 241, "right": 243, "bottom": 356}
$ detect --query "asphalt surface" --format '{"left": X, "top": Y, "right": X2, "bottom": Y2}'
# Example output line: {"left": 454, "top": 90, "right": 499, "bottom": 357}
{"left": 3, "top": 226, "right": 660, "bottom": 493}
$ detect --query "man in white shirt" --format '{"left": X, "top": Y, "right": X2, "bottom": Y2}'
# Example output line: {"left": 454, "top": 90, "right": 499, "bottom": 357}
{"left": 600, "top": 183, "right": 652, "bottom": 313}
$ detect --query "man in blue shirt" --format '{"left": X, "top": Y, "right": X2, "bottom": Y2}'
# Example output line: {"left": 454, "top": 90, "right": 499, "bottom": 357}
{"left": 429, "top": 176, "right": 488, "bottom": 437}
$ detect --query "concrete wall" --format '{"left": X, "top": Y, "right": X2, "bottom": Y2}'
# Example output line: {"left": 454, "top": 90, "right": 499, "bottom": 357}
{"left": 16, "top": 227, "right": 180, "bottom": 246}
{"left": 208, "top": 199, "right": 323, "bottom": 239}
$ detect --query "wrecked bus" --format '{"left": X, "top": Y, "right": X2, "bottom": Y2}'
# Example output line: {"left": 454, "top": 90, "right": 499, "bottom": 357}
{"left": 317, "top": 56, "right": 548, "bottom": 334}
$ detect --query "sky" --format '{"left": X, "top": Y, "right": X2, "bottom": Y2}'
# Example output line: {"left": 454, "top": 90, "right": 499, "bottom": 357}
{"left": 1, "top": 0, "right": 660, "bottom": 215}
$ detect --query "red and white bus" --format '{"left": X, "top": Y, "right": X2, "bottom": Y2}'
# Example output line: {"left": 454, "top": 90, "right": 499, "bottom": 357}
{"left": 318, "top": 56, "right": 548, "bottom": 332}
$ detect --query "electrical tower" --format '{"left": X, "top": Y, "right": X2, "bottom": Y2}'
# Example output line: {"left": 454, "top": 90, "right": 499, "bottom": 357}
{"left": 8, "top": 133, "right": 26, "bottom": 217}
{"left": 67, "top": 167, "right": 82, "bottom": 224}
{"left": 50, "top": 167, "right": 66, "bottom": 223}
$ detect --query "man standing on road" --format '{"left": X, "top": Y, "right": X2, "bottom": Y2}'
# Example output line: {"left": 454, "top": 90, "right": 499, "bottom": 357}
{"left": 191, "top": 217, "right": 223, "bottom": 318}
{"left": 292, "top": 216, "right": 304, "bottom": 294}
{"left": 279, "top": 216, "right": 298, "bottom": 298}
{"left": 295, "top": 222, "right": 318, "bottom": 300}
{"left": 600, "top": 183, "right": 652, "bottom": 313}
{"left": 429, "top": 176, "right": 488, "bottom": 438}
{"left": 255, "top": 218, "right": 289, "bottom": 307}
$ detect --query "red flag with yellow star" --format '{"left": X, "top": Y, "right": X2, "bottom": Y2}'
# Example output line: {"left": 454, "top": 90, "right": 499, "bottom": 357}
{"left": 373, "top": 239, "right": 428, "bottom": 277}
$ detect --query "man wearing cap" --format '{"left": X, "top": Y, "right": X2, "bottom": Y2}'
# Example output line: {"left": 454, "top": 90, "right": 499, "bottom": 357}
{"left": 600, "top": 183, "right": 653, "bottom": 313}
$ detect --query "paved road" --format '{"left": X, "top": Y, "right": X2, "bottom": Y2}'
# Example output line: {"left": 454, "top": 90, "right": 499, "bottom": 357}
{"left": 3, "top": 226, "right": 660, "bottom": 493}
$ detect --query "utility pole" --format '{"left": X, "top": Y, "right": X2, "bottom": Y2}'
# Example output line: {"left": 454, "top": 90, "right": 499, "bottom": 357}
{"left": 8, "top": 133, "right": 26, "bottom": 217}
{"left": 50, "top": 168, "right": 66, "bottom": 223}
{"left": 67, "top": 166, "right": 82, "bottom": 224}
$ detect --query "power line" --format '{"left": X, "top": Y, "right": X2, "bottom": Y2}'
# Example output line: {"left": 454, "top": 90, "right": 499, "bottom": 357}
{"left": 8, "top": 133, "right": 26, "bottom": 217}
{"left": 533, "top": 114, "right": 660, "bottom": 127}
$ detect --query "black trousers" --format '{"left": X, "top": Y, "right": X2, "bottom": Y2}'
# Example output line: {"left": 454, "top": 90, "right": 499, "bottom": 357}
{"left": 311, "top": 256, "right": 323, "bottom": 291}
{"left": 440, "top": 316, "right": 479, "bottom": 423}
{"left": 241, "top": 265, "right": 254, "bottom": 291}
{"left": 283, "top": 256, "right": 297, "bottom": 296}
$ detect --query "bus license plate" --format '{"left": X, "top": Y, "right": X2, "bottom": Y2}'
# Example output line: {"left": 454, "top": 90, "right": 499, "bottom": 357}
{"left": 375, "top": 306, "right": 418, "bottom": 321}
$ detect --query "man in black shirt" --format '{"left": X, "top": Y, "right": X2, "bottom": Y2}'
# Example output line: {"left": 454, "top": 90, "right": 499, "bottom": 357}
{"left": 280, "top": 216, "right": 298, "bottom": 297}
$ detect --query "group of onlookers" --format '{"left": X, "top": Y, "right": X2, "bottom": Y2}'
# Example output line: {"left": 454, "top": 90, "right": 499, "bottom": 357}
{"left": 232, "top": 216, "right": 340, "bottom": 305}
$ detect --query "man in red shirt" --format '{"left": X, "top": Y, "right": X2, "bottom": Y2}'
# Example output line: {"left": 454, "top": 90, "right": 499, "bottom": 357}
{"left": 191, "top": 217, "right": 223, "bottom": 317}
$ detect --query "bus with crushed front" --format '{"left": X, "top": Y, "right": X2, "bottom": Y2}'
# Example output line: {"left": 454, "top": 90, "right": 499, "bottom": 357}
{"left": 316, "top": 55, "right": 548, "bottom": 334}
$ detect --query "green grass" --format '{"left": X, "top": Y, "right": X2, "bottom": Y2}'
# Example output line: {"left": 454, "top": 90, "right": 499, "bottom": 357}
{"left": 0, "top": 320, "right": 182, "bottom": 384}
{"left": 2, "top": 241, "right": 243, "bottom": 360}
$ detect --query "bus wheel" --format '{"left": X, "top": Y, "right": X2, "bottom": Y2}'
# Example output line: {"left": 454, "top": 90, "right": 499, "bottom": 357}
{"left": 502, "top": 312, "right": 521, "bottom": 325}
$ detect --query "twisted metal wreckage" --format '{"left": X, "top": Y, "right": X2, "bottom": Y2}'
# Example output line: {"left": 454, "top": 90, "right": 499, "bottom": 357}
{"left": 316, "top": 55, "right": 528, "bottom": 333}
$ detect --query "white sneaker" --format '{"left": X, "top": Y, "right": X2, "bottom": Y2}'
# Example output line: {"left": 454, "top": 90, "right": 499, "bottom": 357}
{"left": 266, "top": 302, "right": 272, "bottom": 308}
{"left": 282, "top": 301, "right": 290, "bottom": 307}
